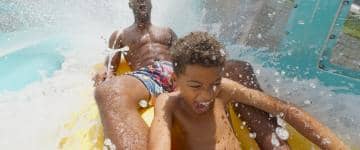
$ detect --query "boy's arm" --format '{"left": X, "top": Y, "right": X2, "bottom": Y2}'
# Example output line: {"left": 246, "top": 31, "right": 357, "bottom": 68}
{"left": 149, "top": 94, "right": 173, "bottom": 150}
{"left": 220, "top": 78, "right": 348, "bottom": 150}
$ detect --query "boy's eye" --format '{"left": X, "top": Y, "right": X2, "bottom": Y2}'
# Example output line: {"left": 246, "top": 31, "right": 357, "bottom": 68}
{"left": 189, "top": 85, "right": 201, "bottom": 89}
{"left": 212, "top": 83, "right": 221, "bottom": 87}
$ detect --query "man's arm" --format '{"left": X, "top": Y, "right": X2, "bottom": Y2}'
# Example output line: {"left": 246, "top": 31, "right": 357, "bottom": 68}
{"left": 220, "top": 78, "right": 348, "bottom": 150}
{"left": 107, "top": 30, "right": 125, "bottom": 73}
{"left": 93, "top": 31, "right": 124, "bottom": 86}
{"left": 149, "top": 94, "right": 173, "bottom": 150}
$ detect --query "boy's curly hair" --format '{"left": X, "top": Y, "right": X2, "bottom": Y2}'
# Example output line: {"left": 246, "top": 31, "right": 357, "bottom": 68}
{"left": 171, "top": 32, "right": 226, "bottom": 75}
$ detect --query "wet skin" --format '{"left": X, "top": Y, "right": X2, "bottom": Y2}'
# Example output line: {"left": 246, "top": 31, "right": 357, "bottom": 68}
{"left": 168, "top": 65, "right": 241, "bottom": 150}
{"left": 108, "top": 24, "right": 176, "bottom": 70}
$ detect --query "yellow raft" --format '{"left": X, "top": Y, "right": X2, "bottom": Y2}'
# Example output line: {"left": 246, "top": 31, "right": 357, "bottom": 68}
{"left": 58, "top": 56, "right": 320, "bottom": 150}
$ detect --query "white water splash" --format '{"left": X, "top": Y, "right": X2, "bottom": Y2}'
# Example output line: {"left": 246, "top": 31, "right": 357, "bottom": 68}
{"left": 271, "top": 133, "right": 280, "bottom": 147}
{"left": 0, "top": 0, "right": 201, "bottom": 149}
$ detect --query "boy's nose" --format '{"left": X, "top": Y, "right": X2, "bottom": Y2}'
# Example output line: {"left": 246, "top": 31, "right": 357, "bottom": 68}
{"left": 199, "top": 88, "right": 215, "bottom": 101}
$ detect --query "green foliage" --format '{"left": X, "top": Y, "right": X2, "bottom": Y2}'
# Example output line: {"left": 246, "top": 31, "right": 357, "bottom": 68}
{"left": 343, "top": 13, "right": 360, "bottom": 39}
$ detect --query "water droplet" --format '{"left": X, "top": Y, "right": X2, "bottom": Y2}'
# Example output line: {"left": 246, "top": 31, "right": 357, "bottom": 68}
{"left": 269, "top": 113, "right": 274, "bottom": 118}
{"left": 275, "top": 127, "right": 289, "bottom": 140}
{"left": 274, "top": 88, "right": 279, "bottom": 94}
{"left": 225, "top": 73, "right": 229, "bottom": 77}
{"left": 271, "top": 133, "right": 280, "bottom": 147}
{"left": 212, "top": 55, "right": 217, "bottom": 60}
{"left": 279, "top": 112, "right": 284, "bottom": 117}
{"left": 255, "top": 69, "right": 261, "bottom": 75}
{"left": 138, "top": 99, "right": 148, "bottom": 108}
{"left": 104, "top": 138, "right": 116, "bottom": 150}
{"left": 235, "top": 103, "right": 239, "bottom": 108}
{"left": 321, "top": 138, "right": 331, "bottom": 145}
{"left": 281, "top": 71, "right": 286, "bottom": 76}
{"left": 277, "top": 116, "right": 286, "bottom": 127}
{"left": 310, "top": 83, "right": 316, "bottom": 88}
{"left": 276, "top": 78, "right": 281, "bottom": 83}
{"left": 212, "top": 86, "right": 217, "bottom": 92}
{"left": 304, "top": 100, "right": 312, "bottom": 105}
{"left": 249, "top": 132, "right": 257, "bottom": 139}
{"left": 220, "top": 49, "right": 226, "bottom": 56}
{"left": 298, "top": 20, "right": 305, "bottom": 25}
{"left": 242, "top": 121, "right": 246, "bottom": 126}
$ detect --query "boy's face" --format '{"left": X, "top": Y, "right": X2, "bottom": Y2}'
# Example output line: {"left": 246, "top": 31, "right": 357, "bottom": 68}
{"left": 175, "top": 65, "right": 222, "bottom": 114}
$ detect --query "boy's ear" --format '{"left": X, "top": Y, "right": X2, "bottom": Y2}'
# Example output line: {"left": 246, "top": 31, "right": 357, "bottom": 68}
{"left": 171, "top": 73, "right": 177, "bottom": 82}
{"left": 170, "top": 73, "right": 177, "bottom": 88}
{"left": 129, "top": 2, "right": 133, "bottom": 9}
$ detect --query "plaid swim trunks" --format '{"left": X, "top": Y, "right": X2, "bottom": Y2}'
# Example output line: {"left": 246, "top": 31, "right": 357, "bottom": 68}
{"left": 125, "top": 60, "right": 175, "bottom": 101}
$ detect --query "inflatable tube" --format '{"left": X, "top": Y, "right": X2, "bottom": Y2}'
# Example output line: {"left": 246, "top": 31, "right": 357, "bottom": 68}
{"left": 58, "top": 55, "right": 320, "bottom": 149}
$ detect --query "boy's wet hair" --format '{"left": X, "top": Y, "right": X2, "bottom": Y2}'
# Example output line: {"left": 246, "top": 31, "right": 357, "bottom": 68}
{"left": 171, "top": 32, "right": 226, "bottom": 75}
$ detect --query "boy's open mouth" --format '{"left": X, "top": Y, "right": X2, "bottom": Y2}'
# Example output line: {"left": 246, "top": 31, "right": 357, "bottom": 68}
{"left": 192, "top": 100, "right": 214, "bottom": 114}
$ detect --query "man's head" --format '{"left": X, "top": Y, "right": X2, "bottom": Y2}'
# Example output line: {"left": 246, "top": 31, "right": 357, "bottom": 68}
{"left": 171, "top": 32, "right": 226, "bottom": 114}
{"left": 129, "top": 0, "right": 152, "bottom": 22}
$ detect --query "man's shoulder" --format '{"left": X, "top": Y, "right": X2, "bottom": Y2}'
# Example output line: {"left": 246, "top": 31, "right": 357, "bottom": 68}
{"left": 109, "top": 26, "right": 133, "bottom": 38}
{"left": 109, "top": 27, "right": 133, "bottom": 48}
{"left": 151, "top": 25, "right": 174, "bottom": 33}
{"left": 109, "top": 30, "right": 123, "bottom": 43}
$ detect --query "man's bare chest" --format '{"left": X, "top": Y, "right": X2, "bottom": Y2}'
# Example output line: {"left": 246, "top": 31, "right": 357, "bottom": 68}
{"left": 123, "top": 31, "right": 170, "bottom": 47}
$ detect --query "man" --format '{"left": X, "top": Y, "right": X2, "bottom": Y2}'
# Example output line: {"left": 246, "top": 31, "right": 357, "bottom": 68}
{"left": 94, "top": 0, "right": 288, "bottom": 149}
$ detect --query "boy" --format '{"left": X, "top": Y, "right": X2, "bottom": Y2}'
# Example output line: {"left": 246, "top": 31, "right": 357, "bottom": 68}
{"left": 149, "top": 32, "right": 347, "bottom": 150}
